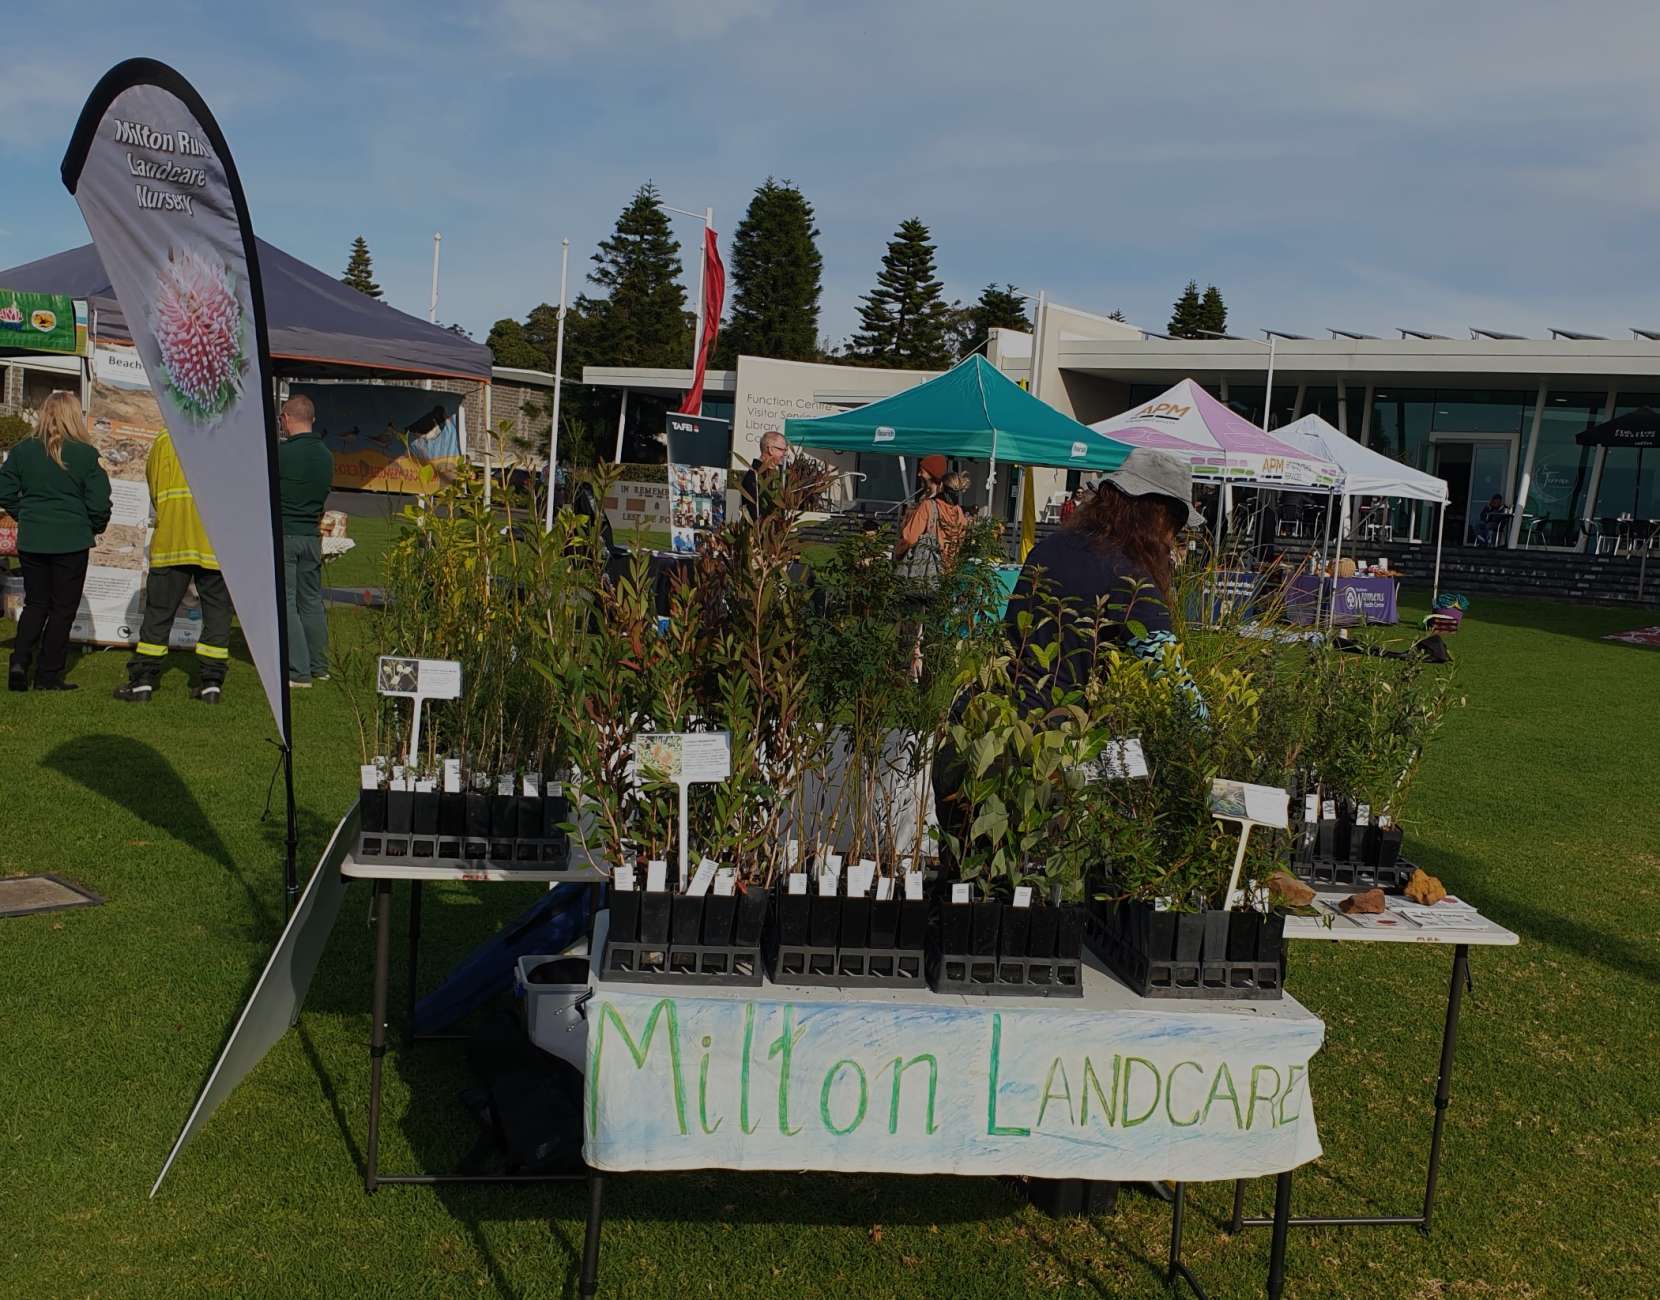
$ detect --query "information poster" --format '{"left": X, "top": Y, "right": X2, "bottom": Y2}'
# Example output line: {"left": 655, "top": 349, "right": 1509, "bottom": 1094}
{"left": 78, "top": 341, "right": 200, "bottom": 647}
{"left": 0, "top": 289, "right": 89, "bottom": 356}
{"left": 292, "top": 383, "right": 466, "bottom": 494}
{"left": 666, "top": 413, "right": 731, "bottom": 555}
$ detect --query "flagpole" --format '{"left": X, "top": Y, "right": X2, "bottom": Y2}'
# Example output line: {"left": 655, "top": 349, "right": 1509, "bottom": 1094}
{"left": 428, "top": 232, "right": 441, "bottom": 324}
{"left": 545, "top": 237, "right": 569, "bottom": 532}
{"left": 666, "top": 203, "right": 713, "bottom": 415}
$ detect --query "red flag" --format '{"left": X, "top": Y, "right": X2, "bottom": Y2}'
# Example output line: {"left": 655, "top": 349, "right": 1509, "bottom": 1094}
{"left": 678, "top": 227, "right": 724, "bottom": 415}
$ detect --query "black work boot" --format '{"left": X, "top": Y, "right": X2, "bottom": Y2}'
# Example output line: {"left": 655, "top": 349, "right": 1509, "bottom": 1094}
{"left": 191, "top": 682, "right": 224, "bottom": 704}
{"left": 114, "top": 678, "right": 157, "bottom": 703}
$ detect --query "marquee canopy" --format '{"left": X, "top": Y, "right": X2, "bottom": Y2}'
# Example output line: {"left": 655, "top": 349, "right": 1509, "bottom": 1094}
{"left": 0, "top": 240, "right": 490, "bottom": 381}
{"left": 1273, "top": 414, "right": 1449, "bottom": 503}
{"left": 1088, "top": 378, "right": 1341, "bottom": 489}
{"left": 784, "top": 355, "right": 1134, "bottom": 472}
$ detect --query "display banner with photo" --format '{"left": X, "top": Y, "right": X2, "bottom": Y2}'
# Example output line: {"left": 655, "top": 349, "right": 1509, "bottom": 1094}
{"left": 291, "top": 382, "right": 466, "bottom": 494}
{"left": 585, "top": 978, "right": 1324, "bottom": 1179}
{"left": 666, "top": 412, "right": 731, "bottom": 555}
{"left": 0, "top": 289, "right": 89, "bottom": 355}
{"left": 63, "top": 59, "right": 287, "bottom": 743}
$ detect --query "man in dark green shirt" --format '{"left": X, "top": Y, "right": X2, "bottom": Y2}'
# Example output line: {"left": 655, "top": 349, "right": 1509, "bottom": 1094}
{"left": 276, "top": 393, "right": 334, "bottom": 686}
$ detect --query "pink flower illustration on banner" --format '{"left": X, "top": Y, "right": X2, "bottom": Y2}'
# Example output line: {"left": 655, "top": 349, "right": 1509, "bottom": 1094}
{"left": 151, "top": 244, "right": 246, "bottom": 423}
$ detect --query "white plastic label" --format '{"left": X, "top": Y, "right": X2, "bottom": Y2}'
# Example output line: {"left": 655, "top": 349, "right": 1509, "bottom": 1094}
{"left": 523, "top": 774, "right": 540, "bottom": 798}
{"left": 1378, "top": 813, "right": 1393, "bottom": 830}
{"left": 1304, "top": 794, "right": 1319, "bottom": 823}
{"left": 950, "top": 882, "right": 971, "bottom": 905}
{"left": 443, "top": 758, "right": 462, "bottom": 794}
{"left": 875, "top": 877, "right": 895, "bottom": 901}
{"left": 688, "top": 857, "right": 718, "bottom": 898}
{"left": 817, "top": 871, "right": 838, "bottom": 898}
{"left": 646, "top": 859, "right": 668, "bottom": 893}
{"left": 1013, "top": 886, "right": 1033, "bottom": 908}
{"left": 1355, "top": 803, "right": 1372, "bottom": 827}
{"left": 613, "top": 865, "right": 636, "bottom": 892}
{"left": 849, "top": 860, "right": 876, "bottom": 898}
{"left": 1322, "top": 799, "right": 1337, "bottom": 820}
{"left": 905, "top": 870, "right": 924, "bottom": 901}
{"left": 545, "top": 780, "right": 563, "bottom": 798}
{"left": 415, "top": 778, "right": 435, "bottom": 794}
{"left": 359, "top": 764, "right": 380, "bottom": 790}
{"left": 497, "top": 774, "right": 515, "bottom": 796}
{"left": 714, "top": 867, "right": 736, "bottom": 897}
{"left": 788, "top": 872, "right": 808, "bottom": 896}
{"left": 785, "top": 840, "right": 800, "bottom": 870}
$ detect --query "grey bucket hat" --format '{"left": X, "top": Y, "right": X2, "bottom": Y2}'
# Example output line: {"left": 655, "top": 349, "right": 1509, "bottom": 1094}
{"left": 1100, "top": 448, "right": 1206, "bottom": 529}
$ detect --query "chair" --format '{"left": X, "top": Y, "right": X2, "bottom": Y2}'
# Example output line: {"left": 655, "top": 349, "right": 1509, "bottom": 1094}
{"left": 1522, "top": 515, "right": 1548, "bottom": 548}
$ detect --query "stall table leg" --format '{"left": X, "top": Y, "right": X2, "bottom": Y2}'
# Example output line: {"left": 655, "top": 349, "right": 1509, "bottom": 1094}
{"left": 580, "top": 1170, "right": 605, "bottom": 1298}
{"left": 365, "top": 878, "right": 392, "bottom": 1193}
{"left": 1230, "top": 944, "right": 1473, "bottom": 1234}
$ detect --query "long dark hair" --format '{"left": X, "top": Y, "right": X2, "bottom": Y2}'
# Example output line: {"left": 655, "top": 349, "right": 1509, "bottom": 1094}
{"left": 1065, "top": 482, "right": 1182, "bottom": 605}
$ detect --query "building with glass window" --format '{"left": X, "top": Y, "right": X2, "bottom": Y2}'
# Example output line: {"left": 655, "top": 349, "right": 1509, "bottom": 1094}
{"left": 586, "top": 329, "right": 1660, "bottom": 553}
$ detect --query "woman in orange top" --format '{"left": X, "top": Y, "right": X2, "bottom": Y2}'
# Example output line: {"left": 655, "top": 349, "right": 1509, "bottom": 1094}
{"left": 893, "top": 454, "right": 966, "bottom": 574}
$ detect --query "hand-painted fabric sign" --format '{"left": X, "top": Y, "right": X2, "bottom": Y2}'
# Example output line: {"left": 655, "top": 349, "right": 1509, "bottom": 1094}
{"left": 586, "top": 979, "right": 1324, "bottom": 1180}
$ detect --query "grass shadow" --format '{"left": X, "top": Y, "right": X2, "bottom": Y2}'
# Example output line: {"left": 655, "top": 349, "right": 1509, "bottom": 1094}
{"left": 42, "top": 733, "right": 277, "bottom": 934}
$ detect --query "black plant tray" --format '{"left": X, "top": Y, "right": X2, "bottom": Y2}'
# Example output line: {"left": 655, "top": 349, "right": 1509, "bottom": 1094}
{"left": 1087, "top": 900, "right": 1283, "bottom": 1001}
{"left": 1290, "top": 854, "right": 1417, "bottom": 892}
{"left": 928, "top": 895, "right": 1085, "bottom": 998}
{"left": 602, "top": 887, "right": 766, "bottom": 988}
{"left": 353, "top": 830, "right": 571, "bottom": 871}
{"left": 767, "top": 885, "right": 927, "bottom": 989}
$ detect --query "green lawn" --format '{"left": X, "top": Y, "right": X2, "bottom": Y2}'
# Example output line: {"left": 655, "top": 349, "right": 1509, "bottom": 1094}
{"left": 3, "top": 592, "right": 1658, "bottom": 1298}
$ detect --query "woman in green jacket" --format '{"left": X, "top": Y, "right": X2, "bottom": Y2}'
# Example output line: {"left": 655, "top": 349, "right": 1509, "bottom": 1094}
{"left": 0, "top": 392, "right": 112, "bottom": 691}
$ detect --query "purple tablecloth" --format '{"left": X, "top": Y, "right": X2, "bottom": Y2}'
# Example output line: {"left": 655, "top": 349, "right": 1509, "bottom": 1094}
{"left": 1286, "top": 574, "right": 1399, "bottom": 626}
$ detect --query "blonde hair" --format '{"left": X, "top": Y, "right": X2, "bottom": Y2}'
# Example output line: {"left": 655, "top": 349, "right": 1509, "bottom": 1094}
{"left": 36, "top": 391, "right": 93, "bottom": 468}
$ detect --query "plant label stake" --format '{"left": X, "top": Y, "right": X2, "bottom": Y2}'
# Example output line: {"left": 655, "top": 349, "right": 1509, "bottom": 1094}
{"left": 1209, "top": 779, "right": 1290, "bottom": 910}
{"left": 630, "top": 732, "right": 732, "bottom": 890}
{"left": 376, "top": 656, "right": 463, "bottom": 765}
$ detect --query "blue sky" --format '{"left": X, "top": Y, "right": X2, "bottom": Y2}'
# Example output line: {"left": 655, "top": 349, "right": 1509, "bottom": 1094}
{"left": 5, "top": 1, "right": 1658, "bottom": 346}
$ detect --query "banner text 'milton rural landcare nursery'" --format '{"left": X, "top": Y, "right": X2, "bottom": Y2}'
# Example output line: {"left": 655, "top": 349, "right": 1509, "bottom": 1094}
{"left": 585, "top": 987, "right": 1324, "bottom": 1180}
{"left": 65, "top": 65, "right": 287, "bottom": 742}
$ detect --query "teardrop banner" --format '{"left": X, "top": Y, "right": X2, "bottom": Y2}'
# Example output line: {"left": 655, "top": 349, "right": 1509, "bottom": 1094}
{"left": 61, "top": 59, "right": 297, "bottom": 906}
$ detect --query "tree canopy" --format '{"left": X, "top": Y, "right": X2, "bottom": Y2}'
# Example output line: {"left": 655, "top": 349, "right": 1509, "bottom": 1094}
{"left": 714, "top": 178, "right": 823, "bottom": 367}
{"left": 850, "top": 218, "right": 951, "bottom": 368}
{"left": 341, "top": 236, "right": 382, "bottom": 299}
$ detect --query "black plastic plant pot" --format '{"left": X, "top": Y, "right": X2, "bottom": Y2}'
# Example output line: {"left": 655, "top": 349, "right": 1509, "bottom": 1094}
{"left": 1315, "top": 819, "right": 1336, "bottom": 860}
{"left": 777, "top": 890, "right": 811, "bottom": 946}
{"left": 608, "top": 888, "right": 641, "bottom": 943}
{"left": 939, "top": 900, "right": 972, "bottom": 954}
{"left": 1257, "top": 913, "right": 1286, "bottom": 970}
{"left": 970, "top": 899, "right": 1001, "bottom": 957}
{"left": 1054, "top": 905, "right": 1085, "bottom": 961}
{"left": 1227, "top": 910, "right": 1261, "bottom": 962}
{"left": 1201, "top": 910, "right": 1230, "bottom": 963}
{"left": 412, "top": 790, "right": 439, "bottom": 836}
{"left": 464, "top": 792, "right": 491, "bottom": 839}
{"left": 898, "top": 898, "right": 929, "bottom": 949}
{"left": 1173, "top": 912, "right": 1203, "bottom": 965}
{"left": 385, "top": 788, "right": 414, "bottom": 835}
{"left": 1332, "top": 810, "right": 1354, "bottom": 862}
{"left": 671, "top": 893, "right": 704, "bottom": 946}
{"left": 439, "top": 791, "right": 465, "bottom": 838}
{"left": 1377, "top": 827, "right": 1404, "bottom": 874}
{"left": 1147, "top": 909, "right": 1179, "bottom": 963}
{"left": 1026, "top": 903, "right": 1059, "bottom": 959}
{"left": 360, "top": 787, "right": 386, "bottom": 834}
{"left": 809, "top": 893, "right": 842, "bottom": 949}
{"left": 840, "top": 895, "right": 872, "bottom": 949}
{"left": 518, "top": 792, "right": 543, "bottom": 843}
{"left": 491, "top": 794, "right": 518, "bottom": 841}
{"left": 734, "top": 888, "right": 769, "bottom": 947}
{"left": 999, "top": 904, "right": 1032, "bottom": 959}
{"left": 868, "top": 896, "right": 900, "bottom": 948}
{"left": 638, "top": 891, "right": 672, "bottom": 945}
{"left": 701, "top": 893, "right": 738, "bottom": 946}
{"left": 542, "top": 794, "right": 571, "bottom": 840}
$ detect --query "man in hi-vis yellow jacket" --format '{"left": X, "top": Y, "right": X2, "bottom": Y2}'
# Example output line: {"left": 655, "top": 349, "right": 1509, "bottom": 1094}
{"left": 114, "top": 431, "right": 235, "bottom": 703}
